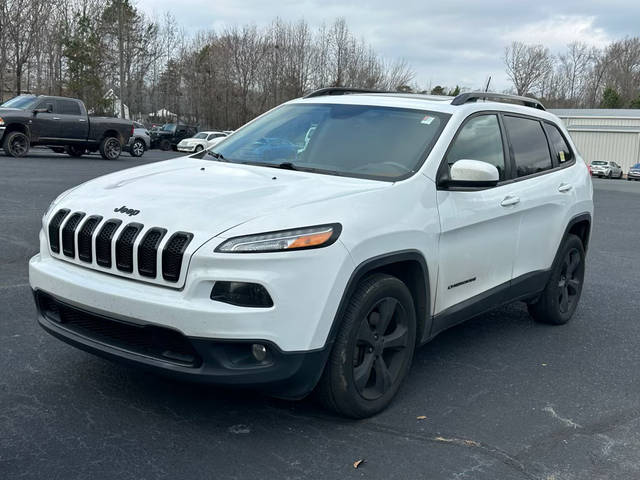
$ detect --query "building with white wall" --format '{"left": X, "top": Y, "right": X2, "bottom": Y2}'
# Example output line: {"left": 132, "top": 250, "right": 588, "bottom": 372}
{"left": 551, "top": 109, "right": 640, "bottom": 173}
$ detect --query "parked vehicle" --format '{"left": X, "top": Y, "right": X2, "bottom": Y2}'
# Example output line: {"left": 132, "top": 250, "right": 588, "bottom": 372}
{"left": 176, "top": 131, "right": 227, "bottom": 153}
{"left": 30, "top": 89, "right": 593, "bottom": 418}
{"left": 0, "top": 95, "right": 133, "bottom": 159}
{"left": 627, "top": 163, "right": 640, "bottom": 181}
{"left": 590, "top": 160, "right": 623, "bottom": 178}
{"left": 127, "top": 121, "right": 150, "bottom": 157}
{"left": 150, "top": 123, "right": 197, "bottom": 151}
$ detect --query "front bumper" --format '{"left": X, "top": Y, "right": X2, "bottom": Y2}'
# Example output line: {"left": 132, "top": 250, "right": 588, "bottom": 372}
{"left": 628, "top": 171, "right": 640, "bottom": 179}
{"left": 177, "top": 144, "right": 197, "bottom": 152}
{"left": 34, "top": 290, "right": 328, "bottom": 398}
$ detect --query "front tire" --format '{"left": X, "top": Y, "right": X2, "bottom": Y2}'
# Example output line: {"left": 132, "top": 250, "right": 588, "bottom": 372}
{"left": 99, "top": 137, "right": 122, "bottom": 160}
{"left": 129, "top": 139, "right": 145, "bottom": 157}
{"left": 528, "top": 234, "right": 585, "bottom": 325}
{"left": 3, "top": 131, "right": 30, "bottom": 157}
{"left": 160, "top": 139, "right": 171, "bottom": 151}
{"left": 195, "top": 145, "right": 203, "bottom": 152}
{"left": 607, "top": 171, "right": 612, "bottom": 179}
{"left": 316, "top": 273, "right": 416, "bottom": 418}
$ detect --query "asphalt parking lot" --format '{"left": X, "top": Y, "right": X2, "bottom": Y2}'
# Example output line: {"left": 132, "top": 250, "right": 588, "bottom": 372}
{"left": 2, "top": 150, "right": 640, "bottom": 479}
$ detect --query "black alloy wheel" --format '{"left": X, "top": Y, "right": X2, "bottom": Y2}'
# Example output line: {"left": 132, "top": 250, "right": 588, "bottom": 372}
{"left": 4, "top": 132, "right": 29, "bottom": 157}
{"left": 353, "top": 297, "right": 411, "bottom": 400}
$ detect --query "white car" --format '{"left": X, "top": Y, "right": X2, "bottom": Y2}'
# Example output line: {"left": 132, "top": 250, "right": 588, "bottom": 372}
{"left": 30, "top": 89, "right": 593, "bottom": 418}
{"left": 590, "top": 160, "right": 623, "bottom": 179}
{"left": 127, "top": 121, "right": 150, "bottom": 157}
{"left": 177, "top": 131, "right": 227, "bottom": 153}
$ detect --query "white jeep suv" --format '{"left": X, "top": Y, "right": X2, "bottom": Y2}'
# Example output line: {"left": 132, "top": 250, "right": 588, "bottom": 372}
{"left": 29, "top": 89, "right": 593, "bottom": 418}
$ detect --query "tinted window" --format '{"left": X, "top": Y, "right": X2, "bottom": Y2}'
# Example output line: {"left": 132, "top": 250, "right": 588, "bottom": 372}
{"left": 504, "top": 116, "right": 552, "bottom": 177}
{"left": 212, "top": 103, "right": 449, "bottom": 181}
{"left": 544, "top": 123, "right": 573, "bottom": 164}
{"left": 446, "top": 114, "right": 505, "bottom": 179}
{"left": 56, "top": 99, "right": 81, "bottom": 116}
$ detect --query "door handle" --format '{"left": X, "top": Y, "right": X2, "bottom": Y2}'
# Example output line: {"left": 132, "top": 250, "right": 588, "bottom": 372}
{"left": 79, "top": 119, "right": 86, "bottom": 122}
{"left": 500, "top": 195, "right": 520, "bottom": 207}
{"left": 52, "top": 117, "right": 60, "bottom": 120}
{"left": 558, "top": 183, "right": 573, "bottom": 193}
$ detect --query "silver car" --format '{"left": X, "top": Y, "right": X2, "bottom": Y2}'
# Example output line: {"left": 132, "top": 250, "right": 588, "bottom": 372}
{"left": 590, "top": 160, "right": 623, "bottom": 179}
{"left": 127, "top": 121, "right": 151, "bottom": 157}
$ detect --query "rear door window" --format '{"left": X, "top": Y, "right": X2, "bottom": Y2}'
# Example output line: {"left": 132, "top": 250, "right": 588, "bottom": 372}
{"left": 504, "top": 115, "right": 553, "bottom": 177}
{"left": 56, "top": 99, "right": 82, "bottom": 116}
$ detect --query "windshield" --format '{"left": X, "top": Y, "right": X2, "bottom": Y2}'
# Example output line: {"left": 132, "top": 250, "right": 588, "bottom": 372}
{"left": 1, "top": 95, "right": 38, "bottom": 109}
{"left": 193, "top": 133, "right": 208, "bottom": 139}
{"left": 209, "top": 103, "right": 449, "bottom": 180}
{"left": 162, "top": 123, "right": 176, "bottom": 132}
{"left": 632, "top": 164, "right": 640, "bottom": 169}
{"left": 592, "top": 161, "right": 607, "bottom": 166}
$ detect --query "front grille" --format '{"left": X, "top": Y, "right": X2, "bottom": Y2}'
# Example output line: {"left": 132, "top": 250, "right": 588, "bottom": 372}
{"left": 95, "top": 220, "right": 122, "bottom": 268}
{"left": 162, "top": 232, "right": 193, "bottom": 282}
{"left": 115, "top": 223, "right": 143, "bottom": 273}
{"left": 77, "top": 216, "right": 103, "bottom": 262}
{"left": 138, "top": 228, "right": 167, "bottom": 278}
{"left": 48, "top": 211, "right": 193, "bottom": 285}
{"left": 37, "top": 292, "right": 201, "bottom": 367}
{"left": 48, "top": 209, "right": 70, "bottom": 253}
{"left": 62, "top": 212, "right": 85, "bottom": 257}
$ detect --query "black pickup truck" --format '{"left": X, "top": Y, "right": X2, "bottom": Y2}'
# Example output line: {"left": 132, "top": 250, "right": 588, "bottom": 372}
{"left": 0, "top": 95, "right": 133, "bottom": 159}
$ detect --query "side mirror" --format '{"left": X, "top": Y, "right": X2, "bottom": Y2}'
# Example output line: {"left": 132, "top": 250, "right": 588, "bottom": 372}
{"left": 33, "top": 105, "right": 52, "bottom": 114}
{"left": 446, "top": 159, "right": 499, "bottom": 188}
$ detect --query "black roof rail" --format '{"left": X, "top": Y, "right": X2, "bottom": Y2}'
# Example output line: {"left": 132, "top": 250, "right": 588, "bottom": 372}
{"left": 303, "top": 87, "right": 389, "bottom": 98}
{"left": 451, "top": 92, "right": 546, "bottom": 111}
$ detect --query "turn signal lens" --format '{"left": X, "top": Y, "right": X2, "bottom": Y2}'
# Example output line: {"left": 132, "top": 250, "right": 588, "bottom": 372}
{"left": 0, "top": 117, "right": 4, "bottom": 126}
{"left": 215, "top": 224, "right": 341, "bottom": 253}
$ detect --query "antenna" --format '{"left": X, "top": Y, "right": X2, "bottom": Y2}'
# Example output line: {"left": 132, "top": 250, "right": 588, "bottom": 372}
{"left": 484, "top": 76, "right": 492, "bottom": 92}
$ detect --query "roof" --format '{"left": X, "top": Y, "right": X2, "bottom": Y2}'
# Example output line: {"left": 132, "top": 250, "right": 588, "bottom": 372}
{"left": 292, "top": 91, "right": 560, "bottom": 124}
{"left": 550, "top": 109, "right": 640, "bottom": 118}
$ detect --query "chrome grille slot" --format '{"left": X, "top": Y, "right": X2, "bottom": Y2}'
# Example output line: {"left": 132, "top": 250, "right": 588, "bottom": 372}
{"left": 137, "top": 228, "right": 167, "bottom": 278}
{"left": 96, "top": 219, "right": 122, "bottom": 268}
{"left": 77, "top": 216, "right": 103, "bottom": 263}
{"left": 62, "top": 212, "right": 85, "bottom": 258}
{"left": 162, "top": 232, "right": 193, "bottom": 282}
{"left": 48, "top": 209, "right": 70, "bottom": 253}
{"left": 115, "top": 223, "right": 143, "bottom": 273}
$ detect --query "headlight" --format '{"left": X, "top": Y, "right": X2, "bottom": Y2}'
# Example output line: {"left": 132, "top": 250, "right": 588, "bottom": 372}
{"left": 215, "top": 224, "right": 341, "bottom": 253}
{"left": 42, "top": 187, "right": 77, "bottom": 221}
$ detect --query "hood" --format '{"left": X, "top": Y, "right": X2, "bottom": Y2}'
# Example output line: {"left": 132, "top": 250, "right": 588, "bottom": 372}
{"left": 56, "top": 157, "right": 388, "bottom": 239}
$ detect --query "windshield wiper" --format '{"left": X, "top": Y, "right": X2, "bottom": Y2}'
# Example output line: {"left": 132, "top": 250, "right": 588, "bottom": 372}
{"left": 208, "top": 151, "right": 226, "bottom": 161}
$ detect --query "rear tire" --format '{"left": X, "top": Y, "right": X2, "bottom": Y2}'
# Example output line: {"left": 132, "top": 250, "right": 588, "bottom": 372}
{"left": 528, "top": 234, "right": 585, "bottom": 325}
{"left": 160, "top": 139, "right": 171, "bottom": 151}
{"left": 99, "top": 137, "right": 122, "bottom": 160}
{"left": 129, "top": 139, "right": 145, "bottom": 157}
{"left": 316, "top": 273, "right": 416, "bottom": 418}
{"left": 3, "top": 131, "right": 29, "bottom": 157}
{"left": 66, "top": 145, "right": 85, "bottom": 157}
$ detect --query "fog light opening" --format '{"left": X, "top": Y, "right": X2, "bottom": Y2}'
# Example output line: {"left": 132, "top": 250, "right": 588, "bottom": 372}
{"left": 210, "top": 281, "right": 274, "bottom": 308}
{"left": 251, "top": 343, "right": 268, "bottom": 362}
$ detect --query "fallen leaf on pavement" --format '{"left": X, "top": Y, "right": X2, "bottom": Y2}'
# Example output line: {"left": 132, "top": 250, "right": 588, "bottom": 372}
{"left": 416, "top": 415, "right": 427, "bottom": 420}
{"left": 353, "top": 459, "right": 365, "bottom": 469}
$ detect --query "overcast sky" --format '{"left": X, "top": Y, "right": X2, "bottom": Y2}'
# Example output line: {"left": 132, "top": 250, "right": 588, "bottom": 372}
{"left": 137, "top": 0, "right": 638, "bottom": 91}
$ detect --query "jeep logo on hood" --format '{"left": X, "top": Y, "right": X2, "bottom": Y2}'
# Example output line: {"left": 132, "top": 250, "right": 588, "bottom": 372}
{"left": 114, "top": 205, "right": 140, "bottom": 216}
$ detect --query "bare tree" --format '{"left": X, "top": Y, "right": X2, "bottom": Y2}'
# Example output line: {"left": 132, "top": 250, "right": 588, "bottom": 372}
{"left": 504, "top": 41, "right": 554, "bottom": 96}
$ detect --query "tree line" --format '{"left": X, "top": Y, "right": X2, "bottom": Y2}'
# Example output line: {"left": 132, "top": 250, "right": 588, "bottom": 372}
{"left": 504, "top": 38, "right": 640, "bottom": 108}
{"left": 0, "top": 0, "right": 413, "bottom": 128}
{"left": 1, "top": 0, "right": 638, "bottom": 129}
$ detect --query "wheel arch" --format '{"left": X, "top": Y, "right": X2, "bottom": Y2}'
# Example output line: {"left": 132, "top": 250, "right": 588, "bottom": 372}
{"left": 101, "top": 129, "right": 123, "bottom": 145}
{"left": 325, "top": 250, "right": 432, "bottom": 349}
{"left": 4, "top": 122, "right": 30, "bottom": 139}
{"left": 564, "top": 213, "right": 592, "bottom": 252}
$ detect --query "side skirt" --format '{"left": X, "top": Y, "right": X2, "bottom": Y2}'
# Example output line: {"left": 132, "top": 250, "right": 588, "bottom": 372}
{"left": 427, "top": 269, "right": 550, "bottom": 339}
